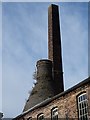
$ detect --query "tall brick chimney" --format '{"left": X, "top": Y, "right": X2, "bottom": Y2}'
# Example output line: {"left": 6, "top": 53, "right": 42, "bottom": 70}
{"left": 23, "top": 4, "right": 64, "bottom": 112}
{"left": 48, "top": 4, "right": 64, "bottom": 94}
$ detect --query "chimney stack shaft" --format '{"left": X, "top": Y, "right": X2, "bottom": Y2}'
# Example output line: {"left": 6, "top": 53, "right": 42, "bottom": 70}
{"left": 48, "top": 4, "right": 64, "bottom": 93}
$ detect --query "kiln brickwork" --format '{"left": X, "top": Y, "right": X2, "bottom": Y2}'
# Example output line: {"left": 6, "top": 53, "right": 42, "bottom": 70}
{"left": 23, "top": 60, "right": 55, "bottom": 111}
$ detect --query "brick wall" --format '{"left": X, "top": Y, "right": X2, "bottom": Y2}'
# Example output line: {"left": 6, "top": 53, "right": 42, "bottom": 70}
{"left": 18, "top": 83, "right": 90, "bottom": 119}
{"left": 48, "top": 4, "right": 64, "bottom": 94}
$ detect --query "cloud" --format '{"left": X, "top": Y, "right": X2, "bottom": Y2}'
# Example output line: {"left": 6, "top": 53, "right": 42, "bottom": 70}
{"left": 2, "top": 2, "right": 48, "bottom": 117}
{"left": 60, "top": 2, "right": 88, "bottom": 88}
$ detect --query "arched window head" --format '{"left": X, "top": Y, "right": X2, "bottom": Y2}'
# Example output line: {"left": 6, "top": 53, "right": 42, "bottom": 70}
{"left": 51, "top": 107, "right": 58, "bottom": 120}
{"left": 37, "top": 113, "right": 44, "bottom": 120}
{"left": 27, "top": 117, "right": 32, "bottom": 120}
{"left": 77, "top": 93, "right": 88, "bottom": 120}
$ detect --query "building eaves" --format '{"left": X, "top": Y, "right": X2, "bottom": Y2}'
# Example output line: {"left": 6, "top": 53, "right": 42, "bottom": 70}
{"left": 14, "top": 77, "right": 90, "bottom": 119}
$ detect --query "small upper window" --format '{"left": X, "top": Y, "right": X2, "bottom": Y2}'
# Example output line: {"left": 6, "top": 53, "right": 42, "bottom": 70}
{"left": 27, "top": 117, "right": 32, "bottom": 120}
{"left": 37, "top": 113, "right": 44, "bottom": 120}
{"left": 51, "top": 107, "right": 58, "bottom": 120}
{"left": 78, "top": 93, "right": 88, "bottom": 120}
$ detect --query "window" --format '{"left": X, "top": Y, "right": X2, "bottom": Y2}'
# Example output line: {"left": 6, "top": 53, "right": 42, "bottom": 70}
{"left": 78, "top": 93, "right": 88, "bottom": 120}
{"left": 27, "top": 117, "right": 32, "bottom": 120}
{"left": 51, "top": 107, "right": 58, "bottom": 120}
{"left": 37, "top": 113, "right": 44, "bottom": 120}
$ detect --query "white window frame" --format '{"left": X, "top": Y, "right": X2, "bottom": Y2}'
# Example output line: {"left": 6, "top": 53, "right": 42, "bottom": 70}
{"left": 78, "top": 93, "right": 88, "bottom": 120}
{"left": 37, "top": 113, "right": 44, "bottom": 120}
{"left": 51, "top": 107, "right": 58, "bottom": 120}
{"left": 27, "top": 117, "right": 32, "bottom": 120}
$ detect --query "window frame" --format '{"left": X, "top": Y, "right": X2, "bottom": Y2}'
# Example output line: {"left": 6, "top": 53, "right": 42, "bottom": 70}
{"left": 37, "top": 113, "right": 44, "bottom": 120}
{"left": 77, "top": 92, "right": 88, "bottom": 120}
{"left": 51, "top": 107, "right": 58, "bottom": 120}
{"left": 27, "top": 117, "right": 32, "bottom": 120}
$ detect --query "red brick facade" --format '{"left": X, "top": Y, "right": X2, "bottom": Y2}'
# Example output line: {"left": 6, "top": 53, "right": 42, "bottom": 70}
{"left": 15, "top": 78, "right": 90, "bottom": 119}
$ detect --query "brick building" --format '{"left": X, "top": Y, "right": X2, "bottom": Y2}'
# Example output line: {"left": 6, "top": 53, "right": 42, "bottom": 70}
{"left": 15, "top": 77, "right": 90, "bottom": 119}
{"left": 14, "top": 4, "right": 90, "bottom": 120}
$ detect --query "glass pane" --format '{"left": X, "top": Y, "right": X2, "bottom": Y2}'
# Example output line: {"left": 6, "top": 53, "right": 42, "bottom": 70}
{"left": 82, "top": 103, "right": 84, "bottom": 108}
{"left": 79, "top": 103, "right": 82, "bottom": 109}
{"left": 81, "top": 96, "right": 83, "bottom": 101}
{"left": 38, "top": 114, "right": 44, "bottom": 120}
{"left": 78, "top": 93, "right": 88, "bottom": 120}
{"left": 80, "top": 116, "right": 83, "bottom": 120}
{"left": 82, "top": 109, "right": 84, "bottom": 115}
{"left": 79, "top": 97, "right": 81, "bottom": 102}
{"left": 84, "top": 101, "right": 86, "bottom": 108}
{"left": 80, "top": 110, "right": 82, "bottom": 115}
{"left": 83, "top": 94, "right": 87, "bottom": 100}
{"left": 53, "top": 115, "right": 58, "bottom": 120}
{"left": 85, "top": 107, "right": 87, "bottom": 114}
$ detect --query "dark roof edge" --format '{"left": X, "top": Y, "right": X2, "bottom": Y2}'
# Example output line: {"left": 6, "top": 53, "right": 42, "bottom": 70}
{"left": 14, "top": 77, "right": 90, "bottom": 119}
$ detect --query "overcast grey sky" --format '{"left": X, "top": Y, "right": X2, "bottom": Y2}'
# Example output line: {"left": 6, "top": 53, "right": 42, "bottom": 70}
{"left": 1, "top": 2, "right": 88, "bottom": 118}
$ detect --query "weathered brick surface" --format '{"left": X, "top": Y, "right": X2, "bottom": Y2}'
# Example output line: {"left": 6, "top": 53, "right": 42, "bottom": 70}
{"left": 48, "top": 4, "right": 64, "bottom": 94}
{"left": 17, "top": 83, "right": 90, "bottom": 119}
{"left": 23, "top": 60, "right": 55, "bottom": 112}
